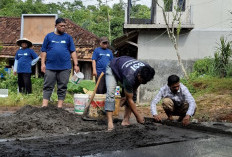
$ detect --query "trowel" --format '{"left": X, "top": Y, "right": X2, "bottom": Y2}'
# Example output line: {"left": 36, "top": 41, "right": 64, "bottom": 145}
{"left": 82, "top": 72, "right": 104, "bottom": 121}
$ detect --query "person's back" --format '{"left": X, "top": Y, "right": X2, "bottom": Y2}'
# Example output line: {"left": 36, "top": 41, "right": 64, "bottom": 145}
{"left": 110, "top": 56, "right": 153, "bottom": 86}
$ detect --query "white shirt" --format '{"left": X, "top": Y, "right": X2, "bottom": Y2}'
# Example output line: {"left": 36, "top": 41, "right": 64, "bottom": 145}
{"left": 151, "top": 83, "right": 196, "bottom": 116}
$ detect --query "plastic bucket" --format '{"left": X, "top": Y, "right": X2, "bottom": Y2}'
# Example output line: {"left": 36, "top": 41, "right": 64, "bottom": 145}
{"left": 89, "top": 94, "right": 106, "bottom": 118}
{"left": 88, "top": 94, "right": 121, "bottom": 117}
{"left": 74, "top": 94, "right": 89, "bottom": 115}
{"left": 71, "top": 72, "right": 84, "bottom": 85}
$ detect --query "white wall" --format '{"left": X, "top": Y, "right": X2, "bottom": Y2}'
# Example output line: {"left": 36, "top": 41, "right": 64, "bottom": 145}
{"left": 190, "top": 0, "right": 232, "bottom": 29}
{"left": 156, "top": 0, "right": 232, "bottom": 28}
{"left": 138, "top": 29, "right": 232, "bottom": 60}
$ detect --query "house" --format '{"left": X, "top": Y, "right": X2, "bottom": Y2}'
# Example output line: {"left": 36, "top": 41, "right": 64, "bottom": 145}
{"left": 113, "top": 0, "right": 232, "bottom": 104}
{"left": 0, "top": 15, "right": 100, "bottom": 80}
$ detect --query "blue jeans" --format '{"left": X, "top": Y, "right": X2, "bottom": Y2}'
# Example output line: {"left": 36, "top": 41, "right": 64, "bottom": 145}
{"left": 105, "top": 65, "right": 117, "bottom": 111}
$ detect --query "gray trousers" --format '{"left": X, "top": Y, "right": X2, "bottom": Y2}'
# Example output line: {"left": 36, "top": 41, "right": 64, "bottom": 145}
{"left": 43, "top": 69, "right": 70, "bottom": 100}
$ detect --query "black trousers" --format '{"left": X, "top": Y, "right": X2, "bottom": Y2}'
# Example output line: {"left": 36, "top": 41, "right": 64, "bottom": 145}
{"left": 96, "top": 75, "right": 106, "bottom": 94}
{"left": 18, "top": 73, "right": 32, "bottom": 94}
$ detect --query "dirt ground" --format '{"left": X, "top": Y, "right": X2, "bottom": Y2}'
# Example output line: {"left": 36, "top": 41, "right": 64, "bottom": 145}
{"left": 0, "top": 105, "right": 223, "bottom": 156}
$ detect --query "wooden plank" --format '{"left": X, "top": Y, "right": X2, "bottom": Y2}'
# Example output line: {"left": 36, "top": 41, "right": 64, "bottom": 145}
{"left": 23, "top": 16, "right": 55, "bottom": 44}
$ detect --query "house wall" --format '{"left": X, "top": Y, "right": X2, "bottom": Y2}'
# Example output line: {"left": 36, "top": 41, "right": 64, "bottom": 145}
{"left": 156, "top": 0, "right": 232, "bottom": 28}
{"left": 136, "top": 0, "right": 232, "bottom": 104}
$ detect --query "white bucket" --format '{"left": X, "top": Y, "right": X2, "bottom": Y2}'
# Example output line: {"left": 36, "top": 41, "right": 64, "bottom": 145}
{"left": 74, "top": 94, "right": 89, "bottom": 115}
{"left": 71, "top": 72, "right": 84, "bottom": 85}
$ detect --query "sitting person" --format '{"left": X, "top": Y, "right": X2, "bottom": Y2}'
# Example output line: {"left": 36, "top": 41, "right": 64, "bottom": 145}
{"left": 150, "top": 75, "right": 196, "bottom": 126}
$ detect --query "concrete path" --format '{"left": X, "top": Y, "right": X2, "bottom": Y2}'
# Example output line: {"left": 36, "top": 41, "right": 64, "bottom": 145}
{"left": 91, "top": 136, "right": 232, "bottom": 157}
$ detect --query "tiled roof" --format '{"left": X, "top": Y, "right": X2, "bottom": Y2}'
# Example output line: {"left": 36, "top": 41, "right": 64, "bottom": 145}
{"left": 0, "top": 16, "right": 100, "bottom": 61}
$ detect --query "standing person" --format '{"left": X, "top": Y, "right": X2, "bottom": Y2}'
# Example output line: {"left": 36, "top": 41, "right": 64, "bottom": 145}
{"left": 150, "top": 75, "right": 197, "bottom": 126}
{"left": 13, "top": 38, "right": 39, "bottom": 94}
{"left": 92, "top": 37, "right": 113, "bottom": 94}
{"left": 105, "top": 56, "right": 155, "bottom": 131}
{"left": 41, "top": 18, "right": 79, "bottom": 108}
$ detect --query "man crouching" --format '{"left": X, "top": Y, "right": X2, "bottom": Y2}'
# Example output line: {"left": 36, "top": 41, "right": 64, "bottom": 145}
{"left": 151, "top": 75, "right": 196, "bottom": 126}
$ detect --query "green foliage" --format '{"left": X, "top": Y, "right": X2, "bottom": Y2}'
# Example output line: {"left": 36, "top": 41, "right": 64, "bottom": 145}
{"left": 193, "top": 37, "right": 232, "bottom": 78}
{"left": 0, "top": 60, "right": 7, "bottom": 79}
{"left": 0, "top": 0, "right": 150, "bottom": 41}
{"left": 0, "top": 74, "right": 95, "bottom": 106}
{"left": 131, "top": 4, "right": 150, "bottom": 19}
{"left": 67, "top": 80, "right": 95, "bottom": 94}
{"left": 193, "top": 57, "right": 216, "bottom": 76}
{"left": 163, "top": 0, "right": 173, "bottom": 12}
{"left": 214, "top": 36, "right": 232, "bottom": 77}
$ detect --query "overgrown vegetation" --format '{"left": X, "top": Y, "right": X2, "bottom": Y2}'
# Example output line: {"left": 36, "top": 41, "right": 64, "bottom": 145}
{"left": 180, "top": 36, "right": 232, "bottom": 122}
{"left": 0, "top": 69, "right": 95, "bottom": 106}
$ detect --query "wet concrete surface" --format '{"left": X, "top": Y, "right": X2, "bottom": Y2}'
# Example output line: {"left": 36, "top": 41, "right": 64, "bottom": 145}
{"left": 92, "top": 136, "right": 232, "bottom": 157}
{"left": 0, "top": 105, "right": 231, "bottom": 156}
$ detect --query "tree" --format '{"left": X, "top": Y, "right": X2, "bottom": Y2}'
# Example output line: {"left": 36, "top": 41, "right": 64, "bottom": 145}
{"left": 156, "top": 0, "right": 189, "bottom": 79}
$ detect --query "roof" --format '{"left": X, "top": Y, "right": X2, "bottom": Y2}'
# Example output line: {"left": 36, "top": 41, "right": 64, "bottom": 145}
{"left": 0, "top": 16, "right": 100, "bottom": 61}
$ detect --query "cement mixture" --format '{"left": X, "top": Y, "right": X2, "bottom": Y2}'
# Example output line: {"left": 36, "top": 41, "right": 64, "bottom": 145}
{"left": 0, "top": 105, "right": 231, "bottom": 156}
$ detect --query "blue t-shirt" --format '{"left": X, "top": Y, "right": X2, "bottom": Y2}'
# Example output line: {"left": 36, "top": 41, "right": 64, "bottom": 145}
{"left": 41, "top": 32, "right": 76, "bottom": 70}
{"left": 15, "top": 48, "right": 38, "bottom": 73}
{"left": 92, "top": 47, "right": 113, "bottom": 76}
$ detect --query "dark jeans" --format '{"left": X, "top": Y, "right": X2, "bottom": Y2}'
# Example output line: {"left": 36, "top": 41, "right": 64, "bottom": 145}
{"left": 96, "top": 74, "right": 106, "bottom": 94}
{"left": 18, "top": 73, "right": 32, "bottom": 94}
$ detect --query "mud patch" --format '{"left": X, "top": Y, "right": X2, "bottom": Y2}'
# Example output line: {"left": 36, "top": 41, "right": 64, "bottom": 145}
{"left": 0, "top": 105, "right": 105, "bottom": 138}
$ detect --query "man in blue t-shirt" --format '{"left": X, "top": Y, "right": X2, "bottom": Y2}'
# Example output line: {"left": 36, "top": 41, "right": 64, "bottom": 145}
{"left": 13, "top": 38, "right": 39, "bottom": 94}
{"left": 41, "top": 18, "right": 79, "bottom": 108}
{"left": 105, "top": 56, "right": 155, "bottom": 131}
{"left": 92, "top": 37, "right": 113, "bottom": 94}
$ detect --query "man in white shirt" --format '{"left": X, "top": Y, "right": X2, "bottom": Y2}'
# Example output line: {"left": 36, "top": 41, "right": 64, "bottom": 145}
{"left": 150, "top": 75, "right": 196, "bottom": 126}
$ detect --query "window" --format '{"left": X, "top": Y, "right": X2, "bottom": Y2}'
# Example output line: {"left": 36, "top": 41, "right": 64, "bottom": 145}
{"left": 178, "top": 0, "right": 186, "bottom": 11}
{"left": 164, "top": 0, "right": 173, "bottom": 12}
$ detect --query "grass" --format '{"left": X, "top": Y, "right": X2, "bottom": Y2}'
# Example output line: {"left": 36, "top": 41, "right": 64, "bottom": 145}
{"left": 183, "top": 76, "right": 232, "bottom": 122}
{"left": 0, "top": 76, "right": 95, "bottom": 107}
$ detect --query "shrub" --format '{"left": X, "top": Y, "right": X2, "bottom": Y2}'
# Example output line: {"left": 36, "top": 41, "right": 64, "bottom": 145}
{"left": 214, "top": 36, "right": 232, "bottom": 77}
{"left": 193, "top": 57, "right": 215, "bottom": 76}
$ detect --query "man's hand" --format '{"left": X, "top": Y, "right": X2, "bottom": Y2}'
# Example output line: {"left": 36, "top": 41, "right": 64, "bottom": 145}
{"left": 74, "top": 65, "right": 80, "bottom": 73}
{"left": 41, "top": 64, "right": 46, "bottom": 73}
{"left": 182, "top": 115, "right": 190, "bottom": 126}
{"left": 13, "top": 71, "right": 17, "bottom": 76}
{"left": 93, "top": 69, "right": 97, "bottom": 77}
{"left": 136, "top": 115, "right": 145, "bottom": 124}
{"left": 153, "top": 115, "right": 161, "bottom": 122}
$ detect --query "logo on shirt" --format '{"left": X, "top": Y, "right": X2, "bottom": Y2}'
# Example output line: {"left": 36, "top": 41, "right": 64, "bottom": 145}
{"left": 99, "top": 54, "right": 110, "bottom": 57}
{"left": 18, "top": 53, "right": 28, "bottom": 56}
{"left": 51, "top": 40, "right": 66, "bottom": 44}
{"left": 122, "top": 59, "right": 145, "bottom": 71}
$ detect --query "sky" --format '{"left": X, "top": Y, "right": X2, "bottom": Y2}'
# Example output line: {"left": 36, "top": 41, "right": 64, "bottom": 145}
{"left": 41, "top": 0, "right": 151, "bottom": 7}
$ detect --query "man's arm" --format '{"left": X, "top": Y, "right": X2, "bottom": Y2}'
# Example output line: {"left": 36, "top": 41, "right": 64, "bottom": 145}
{"left": 71, "top": 51, "right": 80, "bottom": 73}
{"left": 125, "top": 90, "right": 144, "bottom": 124}
{"left": 13, "top": 59, "right": 18, "bottom": 75}
{"left": 41, "top": 52, "right": 47, "bottom": 73}
{"left": 151, "top": 90, "right": 163, "bottom": 115}
{"left": 183, "top": 86, "right": 196, "bottom": 117}
{"left": 92, "top": 60, "right": 97, "bottom": 77}
{"left": 182, "top": 85, "right": 196, "bottom": 126}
